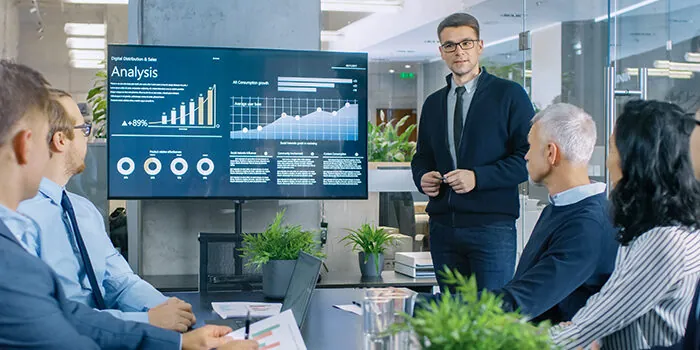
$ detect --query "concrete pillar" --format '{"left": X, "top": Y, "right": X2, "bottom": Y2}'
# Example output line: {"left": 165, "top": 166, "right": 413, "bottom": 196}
{"left": 0, "top": 0, "right": 19, "bottom": 60}
{"left": 126, "top": 0, "right": 376, "bottom": 277}
{"left": 105, "top": 5, "right": 129, "bottom": 44}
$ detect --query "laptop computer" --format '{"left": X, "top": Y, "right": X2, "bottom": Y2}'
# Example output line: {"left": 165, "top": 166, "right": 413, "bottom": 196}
{"left": 207, "top": 250, "right": 323, "bottom": 330}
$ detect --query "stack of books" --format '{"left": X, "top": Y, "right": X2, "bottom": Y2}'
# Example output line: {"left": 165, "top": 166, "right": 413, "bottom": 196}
{"left": 394, "top": 252, "right": 435, "bottom": 278}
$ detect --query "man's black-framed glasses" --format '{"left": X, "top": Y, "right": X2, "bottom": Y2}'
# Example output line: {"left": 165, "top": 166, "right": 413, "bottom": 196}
{"left": 441, "top": 39, "right": 479, "bottom": 53}
{"left": 74, "top": 122, "right": 92, "bottom": 137}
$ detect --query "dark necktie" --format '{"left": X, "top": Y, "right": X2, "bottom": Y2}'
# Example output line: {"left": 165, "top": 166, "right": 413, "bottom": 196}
{"left": 61, "top": 191, "right": 107, "bottom": 310}
{"left": 454, "top": 86, "right": 467, "bottom": 154}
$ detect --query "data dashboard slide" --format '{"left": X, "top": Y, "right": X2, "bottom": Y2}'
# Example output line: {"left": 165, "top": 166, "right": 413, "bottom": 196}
{"left": 107, "top": 44, "right": 368, "bottom": 199}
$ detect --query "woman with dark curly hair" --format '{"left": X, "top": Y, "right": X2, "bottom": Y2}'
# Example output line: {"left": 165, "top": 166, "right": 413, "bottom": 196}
{"left": 551, "top": 100, "right": 700, "bottom": 349}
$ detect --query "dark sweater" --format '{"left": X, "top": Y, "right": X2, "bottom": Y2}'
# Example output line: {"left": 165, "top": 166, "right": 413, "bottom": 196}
{"left": 411, "top": 68, "right": 534, "bottom": 227}
{"left": 496, "top": 192, "right": 618, "bottom": 323}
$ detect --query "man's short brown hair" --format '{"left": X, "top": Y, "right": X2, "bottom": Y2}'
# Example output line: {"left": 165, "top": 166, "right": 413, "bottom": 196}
{"left": 437, "top": 13, "right": 480, "bottom": 40}
{"left": 0, "top": 60, "right": 50, "bottom": 146}
{"left": 47, "top": 88, "right": 76, "bottom": 143}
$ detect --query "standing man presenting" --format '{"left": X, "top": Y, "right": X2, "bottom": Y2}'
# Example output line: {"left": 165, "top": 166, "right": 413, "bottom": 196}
{"left": 411, "top": 13, "right": 534, "bottom": 291}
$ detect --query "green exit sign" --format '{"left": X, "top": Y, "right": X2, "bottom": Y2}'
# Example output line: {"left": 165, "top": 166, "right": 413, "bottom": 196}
{"left": 400, "top": 72, "right": 415, "bottom": 79}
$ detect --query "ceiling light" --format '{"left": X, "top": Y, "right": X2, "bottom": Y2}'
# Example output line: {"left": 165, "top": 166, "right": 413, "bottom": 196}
{"left": 63, "top": 0, "right": 128, "bottom": 4}
{"left": 594, "top": 0, "right": 661, "bottom": 22}
{"left": 484, "top": 22, "right": 561, "bottom": 49}
{"left": 64, "top": 23, "right": 106, "bottom": 36}
{"left": 69, "top": 49, "right": 105, "bottom": 61}
{"left": 389, "top": 69, "right": 395, "bottom": 73}
{"left": 66, "top": 37, "right": 106, "bottom": 50}
{"left": 71, "top": 59, "right": 105, "bottom": 69}
{"left": 653, "top": 60, "right": 700, "bottom": 72}
{"left": 321, "top": 30, "right": 343, "bottom": 42}
{"left": 404, "top": 64, "right": 411, "bottom": 68}
{"left": 321, "top": 0, "right": 403, "bottom": 13}
{"left": 685, "top": 52, "right": 700, "bottom": 63}
{"left": 626, "top": 67, "right": 693, "bottom": 79}
{"left": 484, "top": 34, "right": 519, "bottom": 48}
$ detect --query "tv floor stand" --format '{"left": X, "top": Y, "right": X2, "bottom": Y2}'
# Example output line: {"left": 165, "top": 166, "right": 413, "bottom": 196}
{"left": 234, "top": 199, "right": 245, "bottom": 276}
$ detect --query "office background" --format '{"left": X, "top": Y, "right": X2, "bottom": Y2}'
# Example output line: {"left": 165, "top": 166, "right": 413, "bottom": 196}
{"left": 2, "top": 0, "right": 699, "bottom": 290}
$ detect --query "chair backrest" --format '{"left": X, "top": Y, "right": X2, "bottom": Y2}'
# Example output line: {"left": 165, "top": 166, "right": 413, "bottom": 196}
{"left": 198, "top": 232, "right": 262, "bottom": 294}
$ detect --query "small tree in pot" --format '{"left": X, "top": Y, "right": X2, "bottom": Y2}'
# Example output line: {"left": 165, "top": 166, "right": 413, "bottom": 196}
{"left": 239, "top": 210, "right": 324, "bottom": 298}
{"left": 341, "top": 224, "right": 398, "bottom": 277}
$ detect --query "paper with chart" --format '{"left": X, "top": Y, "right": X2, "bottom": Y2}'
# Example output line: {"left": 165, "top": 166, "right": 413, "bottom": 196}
{"left": 226, "top": 310, "right": 306, "bottom": 350}
{"left": 211, "top": 302, "right": 282, "bottom": 319}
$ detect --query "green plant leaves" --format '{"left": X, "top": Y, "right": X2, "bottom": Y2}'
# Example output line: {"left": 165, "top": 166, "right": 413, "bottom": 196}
{"left": 340, "top": 224, "right": 398, "bottom": 255}
{"left": 368, "top": 115, "right": 417, "bottom": 162}
{"left": 87, "top": 65, "right": 107, "bottom": 138}
{"left": 407, "top": 267, "right": 557, "bottom": 350}
{"left": 238, "top": 210, "right": 325, "bottom": 270}
{"left": 340, "top": 224, "right": 399, "bottom": 274}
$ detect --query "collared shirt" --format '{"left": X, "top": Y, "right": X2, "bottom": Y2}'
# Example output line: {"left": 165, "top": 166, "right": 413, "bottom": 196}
{"left": 17, "top": 177, "right": 167, "bottom": 323}
{"left": 551, "top": 225, "right": 700, "bottom": 349}
{"left": 0, "top": 203, "right": 40, "bottom": 253}
{"left": 549, "top": 182, "right": 607, "bottom": 206}
{"left": 446, "top": 71, "right": 480, "bottom": 168}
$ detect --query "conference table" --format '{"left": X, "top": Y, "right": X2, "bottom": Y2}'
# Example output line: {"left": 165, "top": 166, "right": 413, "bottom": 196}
{"left": 149, "top": 270, "right": 437, "bottom": 293}
{"left": 168, "top": 288, "right": 365, "bottom": 350}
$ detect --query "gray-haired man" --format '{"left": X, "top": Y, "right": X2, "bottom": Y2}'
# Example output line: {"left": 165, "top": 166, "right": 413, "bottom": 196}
{"left": 490, "top": 103, "right": 618, "bottom": 323}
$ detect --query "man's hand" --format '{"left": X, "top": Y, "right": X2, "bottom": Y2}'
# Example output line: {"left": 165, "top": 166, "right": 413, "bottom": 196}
{"left": 148, "top": 297, "right": 197, "bottom": 332}
{"left": 181, "top": 325, "right": 233, "bottom": 350}
{"left": 444, "top": 169, "right": 476, "bottom": 194}
{"left": 421, "top": 171, "right": 443, "bottom": 197}
{"left": 217, "top": 340, "right": 259, "bottom": 350}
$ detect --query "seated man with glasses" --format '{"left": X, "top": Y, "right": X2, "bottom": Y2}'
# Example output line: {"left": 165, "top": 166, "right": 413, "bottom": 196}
{"left": 17, "top": 89, "right": 198, "bottom": 333}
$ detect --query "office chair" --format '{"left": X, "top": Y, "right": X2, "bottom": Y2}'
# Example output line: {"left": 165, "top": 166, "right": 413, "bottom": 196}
{"left": 197, "top": 232, "right": 262, "bottom": 294}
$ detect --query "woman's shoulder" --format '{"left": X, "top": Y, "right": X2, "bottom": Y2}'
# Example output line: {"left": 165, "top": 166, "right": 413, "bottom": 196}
{"left": 631, "top": 225, "right": 700, "bottom": 251}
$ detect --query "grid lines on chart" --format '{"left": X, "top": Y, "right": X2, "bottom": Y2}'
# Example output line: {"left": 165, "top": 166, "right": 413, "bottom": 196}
{"left": 230, "top": 97, "right": 358, "bottom": 141}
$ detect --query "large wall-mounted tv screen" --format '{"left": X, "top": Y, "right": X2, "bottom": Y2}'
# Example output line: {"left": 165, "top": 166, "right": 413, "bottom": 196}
{"left": 107, "top": 44, "right": 368, "bottom": 199}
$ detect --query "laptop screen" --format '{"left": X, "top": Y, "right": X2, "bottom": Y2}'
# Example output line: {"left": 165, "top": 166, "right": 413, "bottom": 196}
{"left": 281, "top": 251, "right": 322, "bottom": 328}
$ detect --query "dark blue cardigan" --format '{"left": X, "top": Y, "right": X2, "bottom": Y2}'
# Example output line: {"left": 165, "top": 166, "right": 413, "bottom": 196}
{"left": 411, "top": 68, "right": 534, "bottom": 227}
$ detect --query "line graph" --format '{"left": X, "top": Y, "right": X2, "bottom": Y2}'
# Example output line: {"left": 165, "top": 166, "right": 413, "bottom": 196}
{"left": 230, "top": 97, "right": 358, "bottom": 141}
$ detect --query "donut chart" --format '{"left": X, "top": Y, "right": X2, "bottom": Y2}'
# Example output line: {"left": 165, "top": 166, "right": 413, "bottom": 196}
{"left": 144, "top": 157, "right": 162, "bottom": 176}
{"left": 170, "top": 157, "right": 189, "bottom": 176}
{"left": 197, "top": 158, "right": 214, "bottom": 176}
{"left": 117, "top": 157, "right": 135, "bottom": 176}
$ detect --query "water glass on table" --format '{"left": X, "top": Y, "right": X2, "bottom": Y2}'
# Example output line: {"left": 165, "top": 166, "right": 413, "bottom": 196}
{"left": 363, "top": 290, "right": 395, "bottom": 350}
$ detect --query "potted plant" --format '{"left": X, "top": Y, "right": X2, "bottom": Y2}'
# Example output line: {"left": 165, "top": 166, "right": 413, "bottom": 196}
{"left": 368, "top": 113, "right": 417, "bottom": 163}
{"left": 239, "top": 210, "right": 324, "bottom": 299}
{"left": 341, "top": 224, "right": 398, "bottom": 277}
{"left": 400, "top": 267, "right": 557, "bottom": 350}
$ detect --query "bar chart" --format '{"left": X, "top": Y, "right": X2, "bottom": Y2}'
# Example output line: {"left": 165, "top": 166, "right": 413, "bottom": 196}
{"left": 230, "top": 97, "right": 359, "bottom": 141}
{"left": 252, "top": 324, "right": 282, "bottom": 350}
{"left": 151, "top": 85, "right": 217, "bottom": 128}
{"left": 277, "top": 76, "right": 357, "bottom": 93}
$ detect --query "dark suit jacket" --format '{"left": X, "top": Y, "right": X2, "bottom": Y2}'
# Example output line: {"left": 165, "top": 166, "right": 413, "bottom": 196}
{"left": 0, "top": 220, "right": 180, "bottom": 349}
{"left": 649, "top": 278, "right": 700, "bottom": 350}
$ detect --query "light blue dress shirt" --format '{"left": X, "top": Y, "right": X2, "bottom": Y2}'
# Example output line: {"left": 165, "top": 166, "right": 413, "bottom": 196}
{"left": 0, "top": 203, "right": 40, "bottom": 252}
{"left": 17, "top": 178, "right": 167, "bottom": 323}
{"left": 549, "top": 182, "right": 607, "bottom": 206}
{"left": 446, "top": 72, "right": 480, "bottom": 168}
